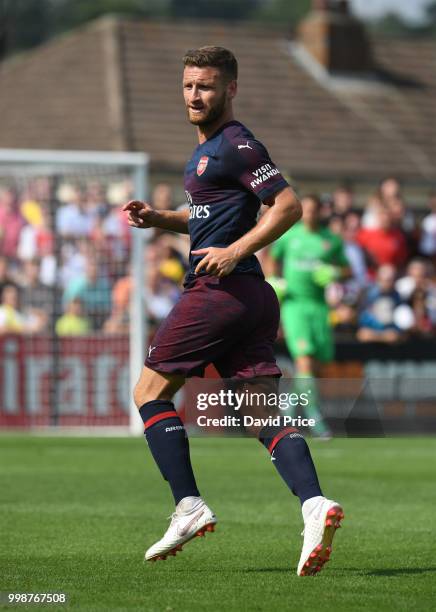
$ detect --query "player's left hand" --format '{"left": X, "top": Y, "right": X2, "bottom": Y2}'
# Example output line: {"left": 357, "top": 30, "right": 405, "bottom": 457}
{"left": 192, "top": 247, "right": 239, "bottom": 277}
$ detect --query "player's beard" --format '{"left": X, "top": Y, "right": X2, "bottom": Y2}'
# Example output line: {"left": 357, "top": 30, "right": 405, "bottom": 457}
{"left": 187, "top": 92, "right": 227, "bottom": 126}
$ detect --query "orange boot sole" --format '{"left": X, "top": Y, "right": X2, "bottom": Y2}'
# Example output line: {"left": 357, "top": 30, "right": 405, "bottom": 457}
{"left": 299, "top": 507, "right": 344, "bottom": 576}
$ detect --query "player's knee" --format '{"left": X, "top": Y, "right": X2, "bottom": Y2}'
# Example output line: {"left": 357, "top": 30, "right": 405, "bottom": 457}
{"left": 133, "top": 367, "right": 182, "bottom": 407}
{"left": 133, "top": 378, "right": 168, "bottom": 407}
{"left": 133, "top": 381, "right": 149, "bottom": 407}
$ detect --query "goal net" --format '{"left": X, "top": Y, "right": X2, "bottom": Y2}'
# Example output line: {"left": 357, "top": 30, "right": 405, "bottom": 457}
{"left": 0, "top": 150, "right": 148, "bottom": 434}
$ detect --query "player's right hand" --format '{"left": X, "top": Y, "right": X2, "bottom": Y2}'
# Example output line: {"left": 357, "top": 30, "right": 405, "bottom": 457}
{"left": 122, "top": 200, "right": 157, "bottom": 228}
{"left": 312, "top": 264, "right": 340, "bottom": 287}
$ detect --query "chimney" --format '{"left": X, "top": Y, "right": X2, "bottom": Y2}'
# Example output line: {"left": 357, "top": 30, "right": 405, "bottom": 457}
{"left": 297, "top": 0, "right": 373, "bottom": 73}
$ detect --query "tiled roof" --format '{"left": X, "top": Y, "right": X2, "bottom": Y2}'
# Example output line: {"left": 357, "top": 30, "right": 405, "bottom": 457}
{"left": 0, "top": 17, "right": 435, "bottom": 181}
{"left": 0, "top": 19, "right": 121, "bottom": 151}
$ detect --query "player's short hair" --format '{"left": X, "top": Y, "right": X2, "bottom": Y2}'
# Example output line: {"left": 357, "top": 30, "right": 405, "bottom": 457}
{"left": 183, "top": 46, "right": 238, "bottom": 82}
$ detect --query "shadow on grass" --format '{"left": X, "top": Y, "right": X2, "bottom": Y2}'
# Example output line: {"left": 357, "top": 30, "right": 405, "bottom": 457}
{"left": 169, "top": 567, "right": 291, "bottom": 574}
{"left": 162, "top": 565, "right": 436, "bottom": 577}
{"left": 366, "top": 567, "right": 436, "bottom": 577}
{"left": 246, "top": 567, "right": 363, "bottom": 576}
{"left": 243, "top": 567, "right": 290, "bottom": 573}
{"left": 325, "top": 566, "right": 436, "bottom": 577}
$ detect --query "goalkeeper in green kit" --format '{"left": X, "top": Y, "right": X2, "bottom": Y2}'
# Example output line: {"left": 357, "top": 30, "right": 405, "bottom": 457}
{"left": 268, "top": 194, "right": 350, "bottom": 438}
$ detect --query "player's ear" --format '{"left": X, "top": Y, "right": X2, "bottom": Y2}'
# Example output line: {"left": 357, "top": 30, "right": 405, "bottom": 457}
{"left": 227, "top": 79, "right": 237, "bottom": 99}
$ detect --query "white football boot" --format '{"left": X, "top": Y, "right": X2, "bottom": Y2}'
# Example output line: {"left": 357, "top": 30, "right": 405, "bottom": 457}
{"left": 297, "top": 496, "right": 344, "bottom": 576}
{"left": 145, "top": 496, "right": 217, "bottom": 562}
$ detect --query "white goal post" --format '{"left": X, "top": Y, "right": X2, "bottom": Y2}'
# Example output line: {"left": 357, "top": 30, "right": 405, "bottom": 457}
{"left": 0, "top": 149, "right": 149, "bottom": 435}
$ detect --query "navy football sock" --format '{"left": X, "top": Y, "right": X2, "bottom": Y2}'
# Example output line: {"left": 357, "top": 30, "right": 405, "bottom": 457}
{"left": 259, "top": 425, "right": 322, "bottom": 505}
{"left": 139, "top": 400, "right": 200, "bottom": 505}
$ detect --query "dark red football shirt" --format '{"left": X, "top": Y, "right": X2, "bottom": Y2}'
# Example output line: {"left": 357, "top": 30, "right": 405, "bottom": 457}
{"left": 184, "top": 120, "right": 288, "bottom": 282}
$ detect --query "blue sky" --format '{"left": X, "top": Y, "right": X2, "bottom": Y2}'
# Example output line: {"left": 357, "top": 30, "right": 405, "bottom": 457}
{"left": 350, "top": 0, "right": 433, "bottom": 24}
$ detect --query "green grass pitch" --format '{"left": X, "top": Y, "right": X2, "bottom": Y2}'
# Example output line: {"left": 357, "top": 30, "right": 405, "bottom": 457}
{"left": 1, "top": 435, "right": 435, "bottom": 611}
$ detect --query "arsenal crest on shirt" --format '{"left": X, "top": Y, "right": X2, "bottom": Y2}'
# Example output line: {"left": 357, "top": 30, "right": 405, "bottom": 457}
{"left": 197, "top": 156, "right": 209, "bottom": 176}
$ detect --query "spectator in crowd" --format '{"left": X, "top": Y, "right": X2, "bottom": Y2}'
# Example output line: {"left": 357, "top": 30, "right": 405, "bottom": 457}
{"left": 17, "top": 203, "right": 56, "bottom": 286}
{"left": 100, "top": 204, "right": 130, "bottom": 254}
{"left": 327, "top": 214, "right": 366, "bottom": 333}
{"left": 396, "top": 258, "right": 430, "bottom": 300}
{"left": 148, "top": 271, "right": 182, "bottom": 324}
{"left": 360, "top": 193, "right": 383, "bottom": 230}
{"left": 152, "top": 183, "right": 174, "bottom": 211}
{"left": 19, "top": 186, "right": 43, "bottom": 228}
{"left": 17, "top": 202, "right": 54, "bottom": 260}
{"left": 327, "top": 214, "right": 342, "bottom": 236}
{"left": 20, "top": 177, "right": 51, "bottom": 225}
{"left": 408, "top": 288, "right": 434, "bottom": 336}
{"left": 63, "top": 258, "right": 111, "bottom": 330}
{"left": 89, "top": 214, "right": 113, "bottom": 269}
{"left": 356, "top": 206, "right": 408, "bottom": 276}
{"left": 378, "top": 176, "right": 416, "bottom": 238}
{"left": 357, "top": 264, "right": 404, "bottom": 343}
{"left": 419, "top": 191, "right": 436, "bottom": 259}
{"left": 0, "top": 283, "right": 35, "bottom": 333}
{"left": 0, "top": 255, "right": 16, "bottom": 297}
{"left": 378, "top": 176, "right": 402, "bottom": 203}
{"left": 0, "top": 188, "right": 25, "bottom": 260}
{"left": 329, "top": 213, "right": 368, "bottom": 289}
{"left": 18, "top": 259, "right": 52, "bottom": 333}
{"left": 59, "top": 238, "right": 93, "bottom": 289}
{"left": 150, "top": 183, "right": 177, "bottom": 240}
{"left": 144, "top": 235, "right": 185, "bottom": 326}
{"left": 91, "top": 207, "right": 130, "bottom": 267}
{"left": 55, "top": 298, "right": 90, "bottom": 336}
{"left": 319, "top": 196, "right": 333, "bottom": 224}
{"left": 99, "top": 180, "right": 132, "bottom": 262}
{"left": 396, "top": 258, "right": 436, "bottom": 334}
{"left": 103, "top": 230, "right": 187, "bottom": 334}
{"left": 326, "top": 286, "right": 357, "bottom": 333}
{"left": 2, "top": 173, "right": 436, "bottom": 347}
{"left": 103, "top": 271, "right": 132, "bottom": 334}
{"left": 156, "top": 233, "right": 187, "bottom": 279}
{"left": 56, "top": 185, "right": 97, "bottom": 238}
{"left": 86, "top": 181, "right": 108, "bottom": 218}
{"left": 386, "top": 194, "right": 415, "bottom": 236}
{"left": 332, "top": 184, "right": 357, "bottom": 218}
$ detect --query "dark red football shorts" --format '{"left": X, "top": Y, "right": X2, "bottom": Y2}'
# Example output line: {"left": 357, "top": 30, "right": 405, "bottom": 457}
{"left": 145, "top": 274, "right": 281, "bottom": 379}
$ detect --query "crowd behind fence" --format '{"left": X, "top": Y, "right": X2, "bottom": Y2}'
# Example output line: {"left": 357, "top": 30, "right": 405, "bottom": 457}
{"left": 1, "top": 176, "right": 436, "bottom": 345}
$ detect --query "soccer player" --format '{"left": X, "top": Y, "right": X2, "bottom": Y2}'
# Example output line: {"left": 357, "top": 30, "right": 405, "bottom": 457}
{"left": 123, "top": 47, "right": 344, "bottom": 576}
{"left": 269, "top": 195, "right": 350, "bottom": 438}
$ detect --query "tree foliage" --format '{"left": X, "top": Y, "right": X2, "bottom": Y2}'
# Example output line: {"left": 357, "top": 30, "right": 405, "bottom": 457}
{"left": 255, "top": 0, "right": 311, "bottom": 27}
{"left": 52, "top": 0, "right": 169, "bottom": 30}
{"left": 0, "top": 0, "right": 53, "bottom": 58}
{"left": 0, "top": 0, "right": 168, "bottom": 60}
{"left": 367, "top": 1, "right": 436, "bottom": 38}
{"left": 170, "top": 0, "right": 259, "bottom": 20}
{"left": 1, "top": 0, "right": 435, "bottom": 62}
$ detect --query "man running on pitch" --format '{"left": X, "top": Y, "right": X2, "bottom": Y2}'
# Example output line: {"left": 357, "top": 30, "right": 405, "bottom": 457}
{"left": 123, "top": 46, "right": 343, "bottom": 576}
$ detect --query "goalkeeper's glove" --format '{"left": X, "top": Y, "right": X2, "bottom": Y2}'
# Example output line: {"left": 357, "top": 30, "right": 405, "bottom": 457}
{"left": 312, "top": 264, "right": 340, "bottom": 288}
{"left": 266, "top": 276, "right": 288, "bottom": 303}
